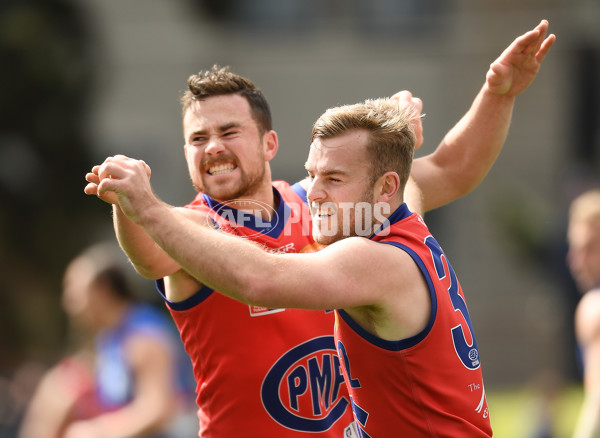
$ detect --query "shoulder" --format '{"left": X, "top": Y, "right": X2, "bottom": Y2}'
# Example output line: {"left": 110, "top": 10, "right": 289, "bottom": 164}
{"left": 322, "top": 237, "right": 421, "bottom": 292}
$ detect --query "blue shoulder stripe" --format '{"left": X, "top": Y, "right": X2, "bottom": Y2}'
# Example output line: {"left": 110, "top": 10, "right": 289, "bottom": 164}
{"left": 155, "top": 279, "right": 214, "bottom": 311}
{"left": 290, "top": 181, "right": 309, "bottom": 205}
{"left": 337, "top": 242, "right": 437, "bottom": 351}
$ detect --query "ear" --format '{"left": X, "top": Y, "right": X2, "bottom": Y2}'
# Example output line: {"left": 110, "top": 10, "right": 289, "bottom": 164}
{"left": 262, "top": 130, "right": 279, "bottom": 162}
{"left": 183, "top": 144, "right": 189, "bottom": 161}
{"left": 374, "top": 171, "right": 400, "bottom": 203}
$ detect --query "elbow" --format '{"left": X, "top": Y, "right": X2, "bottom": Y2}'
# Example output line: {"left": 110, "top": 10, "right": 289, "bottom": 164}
{"left": 130, "top": 262, "right": 168, "bottom": 280}
{"left": 235, "top": 270, "right": 280, "bottom": 308}
{"left": 128, "top": 254, "right": 180, "bottom": 280}
{"left": 443, "top": 164, "right": 487, "bottom": 203}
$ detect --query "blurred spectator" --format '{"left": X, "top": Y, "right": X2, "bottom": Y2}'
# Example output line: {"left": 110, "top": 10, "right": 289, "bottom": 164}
{"left": 18, "top": 242, "right": 196, "bottom": 438}
{"left": 567, "top": 190, "right": 600, "bottom": 438}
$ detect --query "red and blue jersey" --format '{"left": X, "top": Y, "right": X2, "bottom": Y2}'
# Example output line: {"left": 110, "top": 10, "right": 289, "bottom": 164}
{"left": 158, "top": 181, "right": 356, "bottom": 437}
{"left": 334, "top": 203, "right": 492, "bottom": 437}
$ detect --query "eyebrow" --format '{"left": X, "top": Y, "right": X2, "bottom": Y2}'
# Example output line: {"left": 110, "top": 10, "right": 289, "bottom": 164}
{"left": 304, "top": 163, "right": 349, "bottom": 177}
{"left": 189, "top": 122, "right": 242, "bottom": 137}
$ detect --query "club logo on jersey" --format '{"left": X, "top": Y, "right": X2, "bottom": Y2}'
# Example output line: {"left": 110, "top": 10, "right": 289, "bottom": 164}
{"left": 468, "top": 348, "right": 480, "bottom": 367}
{"left": 261, "top": 336, "right": 350, "bottom": 432}
{"left": 249, "top": 306, "right": 285, "bottom": 317}
{"left": 207, "top": 199, "right": 279, "bottom": 238}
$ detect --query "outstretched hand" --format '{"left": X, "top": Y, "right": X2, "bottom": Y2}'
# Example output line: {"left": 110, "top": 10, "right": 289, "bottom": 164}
{"left": 486, "top": 20, "right": 556, "bottom": 97}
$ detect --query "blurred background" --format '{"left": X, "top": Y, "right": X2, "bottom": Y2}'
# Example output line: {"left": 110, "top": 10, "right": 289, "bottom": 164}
{"left": 0, "top": 0, "right": 598, "bottom": 436}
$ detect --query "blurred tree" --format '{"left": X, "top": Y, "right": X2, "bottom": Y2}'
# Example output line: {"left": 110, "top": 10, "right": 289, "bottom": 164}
{"left": 0, "top": 0, "right": 104, "bottom": 371}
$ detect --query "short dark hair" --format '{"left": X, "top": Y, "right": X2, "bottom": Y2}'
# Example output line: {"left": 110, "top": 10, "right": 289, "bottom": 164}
{"left": 180, "top": 64, "right": 272, "bottom": 135}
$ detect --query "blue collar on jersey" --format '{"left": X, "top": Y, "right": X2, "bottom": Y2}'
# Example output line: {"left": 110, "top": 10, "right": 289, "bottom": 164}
{"left": 370, "top": 203, "right": 413, "bottom": 238}
{"left": 201, "top": 186, "right": 291, "bottom": 238}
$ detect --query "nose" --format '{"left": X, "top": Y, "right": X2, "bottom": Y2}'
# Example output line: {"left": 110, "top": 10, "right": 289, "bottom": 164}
{"left": 205, "top": 136, "right": 225, "bottom": 156}
{"left": 306, "top": 177, "right": 326, "bottom": 204}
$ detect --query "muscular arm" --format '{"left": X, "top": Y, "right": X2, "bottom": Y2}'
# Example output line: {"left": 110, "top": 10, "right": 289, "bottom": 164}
{"left": 411, "top": 86, "right": 514, "bottom": 211}
{"left": 96, "top": 158, "right": 430, "bottom": 340}
{"left": 137, "top": 202, "right": 429, "bottom": 340}
{"left": 112, "top": 205, "right": 180, "bottom": 279}
{"left": 411, "top": 19, "right": 555, "bottom": 212}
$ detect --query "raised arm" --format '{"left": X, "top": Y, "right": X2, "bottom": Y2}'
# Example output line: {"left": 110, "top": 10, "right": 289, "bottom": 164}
{"left": 411, "top": 19, "right": 555, "bottom": 212}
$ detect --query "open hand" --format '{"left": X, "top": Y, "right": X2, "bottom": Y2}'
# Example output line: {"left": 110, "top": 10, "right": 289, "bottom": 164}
{"left": 486, "top": 19, "right": 556, "bottom": 97}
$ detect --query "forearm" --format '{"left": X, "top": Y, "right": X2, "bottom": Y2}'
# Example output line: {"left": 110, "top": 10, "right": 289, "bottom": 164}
{"left": 441, "top": 84, "right": 514, "bottom": 178}
{"left": 138, "top": 201, "right": 277, "bottom": 305}
{"left": 412, "top": 85, "right": 515, "bottom": 211}
{"left": 113, "top": 205, "right": 179, "bottom": 279}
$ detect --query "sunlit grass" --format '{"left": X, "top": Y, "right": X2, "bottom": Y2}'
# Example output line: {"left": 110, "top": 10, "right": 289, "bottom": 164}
{"left": 487, "top": 384, "right": 582, "bottom": 438}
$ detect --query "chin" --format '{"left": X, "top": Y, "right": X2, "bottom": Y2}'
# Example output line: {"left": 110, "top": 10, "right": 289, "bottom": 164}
{"left": 313, "top": 232, "right": 339, "bottom": 246}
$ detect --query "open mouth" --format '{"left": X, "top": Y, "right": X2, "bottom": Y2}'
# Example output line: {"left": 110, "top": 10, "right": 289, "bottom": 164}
{"left": 207, "top": 162, "right": 237, "bottom": 176}
{"left": 311, "top": 203, "right": 335, "bottom": 219}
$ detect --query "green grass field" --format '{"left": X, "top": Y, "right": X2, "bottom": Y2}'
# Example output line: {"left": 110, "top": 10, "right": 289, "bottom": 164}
{"left": 487, "top": 384, "right": 582, "bottom": 438}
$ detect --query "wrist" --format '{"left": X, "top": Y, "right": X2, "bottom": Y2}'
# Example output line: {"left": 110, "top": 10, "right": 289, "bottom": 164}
{"left": 481, "top": 83, "right": 517, "bottom": 101}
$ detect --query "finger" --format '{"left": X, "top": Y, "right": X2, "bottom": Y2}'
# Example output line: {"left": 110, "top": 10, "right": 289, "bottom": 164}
{"left": 391, "top": 90, "right": 412, "bottom": 102}
{"left": 85, "top": 172, "right": 99, "bottom": 184}
{"left": 523, "top": 20, "right": 551, "bottom": 55}
{"left": 511, "top": 28, "right": 543, "bottom": 56}
{"left": 535, "top": 34, "right": 556, "bottom": 63}
{"left": 84, "top": 183, "right": 98, "bottom": 195}
{"left": 98, "top": 161, "right": 128, "bottom": 181}
{"left": 411, "top": 97, "right": 423, "bottom": 114}
{"left": 139, "top": 160, "right": 152, "bottom": 178}
{"left": 508, "top": 21, "right": 548, "bottom": 56}
{"left": 97, "top": 177, "right": 120, "bottom": 198}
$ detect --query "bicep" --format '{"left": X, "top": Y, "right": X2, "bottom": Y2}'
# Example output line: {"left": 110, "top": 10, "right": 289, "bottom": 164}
{"left": 411, "top": 154, "right": 459, "bottom": 212}
{"left": 266, "top": 239, "right": 408, "bottom": 310}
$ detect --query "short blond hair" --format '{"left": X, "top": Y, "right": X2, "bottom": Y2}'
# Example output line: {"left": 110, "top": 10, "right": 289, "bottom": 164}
{"left": 311, "top": 98, "right": 416, "bottom": 189}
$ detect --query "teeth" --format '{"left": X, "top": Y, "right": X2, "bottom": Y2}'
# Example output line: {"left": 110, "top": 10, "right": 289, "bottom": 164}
{"left": 311, "top": 204, "right": 334, "bottom": 217}
{"left": 208, "top": 163, "right": 235, "bottom": 175}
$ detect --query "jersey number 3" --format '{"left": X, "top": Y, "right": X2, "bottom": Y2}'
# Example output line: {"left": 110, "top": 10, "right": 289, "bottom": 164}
{"left": 425, "top": 235, "right": 480, "bottom": 370}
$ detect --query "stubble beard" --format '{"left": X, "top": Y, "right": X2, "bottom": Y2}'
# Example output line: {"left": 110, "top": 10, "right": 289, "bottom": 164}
{"left": 191, "top": 163, "right": 267, "bottom": 202}
{"left": 312, "top": 183, "right": 376, "bottom": 246}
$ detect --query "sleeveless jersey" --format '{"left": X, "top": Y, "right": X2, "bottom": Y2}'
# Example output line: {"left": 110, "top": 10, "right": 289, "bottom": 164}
{"left": 334, "top": 203, "right": 492, "bottom": 437}
{"left": 158, "top": 181, "right": 356, "bottom": 437}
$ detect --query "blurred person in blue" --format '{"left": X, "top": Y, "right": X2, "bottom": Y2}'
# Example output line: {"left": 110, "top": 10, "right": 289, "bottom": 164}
{"left": 567, "top": 190, "right": 600, "bottom": 438}
{"left": 18, "top": 242, "right": 196, "bottom": 438}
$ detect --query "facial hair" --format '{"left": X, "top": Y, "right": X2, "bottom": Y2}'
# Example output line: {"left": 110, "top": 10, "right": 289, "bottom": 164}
{"left": 191, "top": 146, "right": 266, "bottom": 201}
{"left": 313, "top": 182, "right": 377, "bottom": 246}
